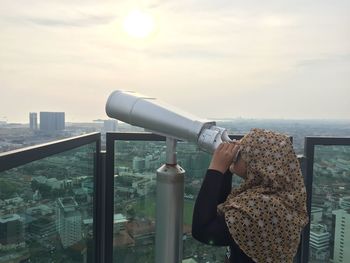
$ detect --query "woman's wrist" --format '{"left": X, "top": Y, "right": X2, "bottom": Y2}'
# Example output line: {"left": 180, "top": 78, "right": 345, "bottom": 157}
{"left": 208, "top": 164, "right": 226, "bottom": 174}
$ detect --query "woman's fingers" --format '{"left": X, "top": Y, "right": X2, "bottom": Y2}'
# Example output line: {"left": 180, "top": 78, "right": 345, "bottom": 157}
{"left": 209, "top": 142, "right": 239, "bottom": 173}
{"left": 220, "top": 143, "right": 238, "bottom": 161}
{"left": 232, "top": 144, "right": 240, "bottom": 155}
{"left": 225, "top": 142, "right": 237, "bottom": 154}
{"left": 216, "top": 142, "right": 225, "bottom": 151}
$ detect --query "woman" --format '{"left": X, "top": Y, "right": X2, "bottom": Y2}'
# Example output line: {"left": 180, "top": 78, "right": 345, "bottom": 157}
{"left": 192, "top": 128, "right": 308, "bottom": 263}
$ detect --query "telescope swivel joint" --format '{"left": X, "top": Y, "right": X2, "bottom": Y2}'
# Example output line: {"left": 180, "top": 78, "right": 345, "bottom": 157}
{"left": 197, "top": 126, "right": 233, "bottom": 153}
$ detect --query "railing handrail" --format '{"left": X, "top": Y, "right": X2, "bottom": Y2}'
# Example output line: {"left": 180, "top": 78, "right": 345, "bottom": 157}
{"left": 305, "top": 136, "right": 350, "bottom": 145}
{"left": 0, "top": 132, "right": 100, "bottom": 172}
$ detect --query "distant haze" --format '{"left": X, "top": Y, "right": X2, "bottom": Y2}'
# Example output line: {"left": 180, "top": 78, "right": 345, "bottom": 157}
{"left": 0, "top": 0, "right": 349, "bottom": 123}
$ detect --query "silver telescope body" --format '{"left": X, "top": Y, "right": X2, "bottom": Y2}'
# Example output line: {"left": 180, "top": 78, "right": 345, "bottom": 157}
{"left": 105, "top": 90, "right": 232, "bottom": 153}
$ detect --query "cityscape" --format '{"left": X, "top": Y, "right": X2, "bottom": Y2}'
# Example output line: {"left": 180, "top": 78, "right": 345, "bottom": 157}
{"left": 0, "top": 112, "right": 350, "bottom": 262}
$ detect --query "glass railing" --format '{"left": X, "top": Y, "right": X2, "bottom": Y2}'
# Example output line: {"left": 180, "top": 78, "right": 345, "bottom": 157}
{"left": 113, "top": 139, "right": 164, "bottom": 262}
{"left": 106, "top": 133, "right": 245, "bottom": 263}
{"left": 0, "top": 133, "right": 100, "bottom": 263}
{"left": 105, "top": 133, "right": 164, "bottom": 263}
{"left": 301, "top": 137, "right": 350, "bottom": 263}
{"left": 2, "top": 131, "right": 349, "bottom": 263}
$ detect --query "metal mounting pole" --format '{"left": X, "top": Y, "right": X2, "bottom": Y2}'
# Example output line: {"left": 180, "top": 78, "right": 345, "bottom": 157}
{"left": 155, "top": 137, "right": 185, "bottom": 263}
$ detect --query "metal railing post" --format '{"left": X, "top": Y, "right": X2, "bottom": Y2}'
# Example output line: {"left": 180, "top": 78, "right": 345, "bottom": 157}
{"left": 98, "top": 151, "right": 107, "bottom": 263}
{"left": 155, "top": 137, "right": 185, "bottom": 263}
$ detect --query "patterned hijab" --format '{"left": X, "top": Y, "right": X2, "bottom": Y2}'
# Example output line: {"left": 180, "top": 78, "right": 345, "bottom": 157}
{"left": 218, "top": 128, "right": 308, "bottom": 263}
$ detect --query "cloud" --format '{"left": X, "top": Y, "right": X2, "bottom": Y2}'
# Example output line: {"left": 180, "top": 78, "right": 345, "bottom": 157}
{"left": 0, "top": 1, "right": 117, "bottom": 27}
{"left": 296, "top": 54, "right": 350, "bottom": 67}
{"left": 0, "top": 0, "right": 349, "bottom": 122}
{"left": 12, "top": 13, "right": 116, "bottom": 27}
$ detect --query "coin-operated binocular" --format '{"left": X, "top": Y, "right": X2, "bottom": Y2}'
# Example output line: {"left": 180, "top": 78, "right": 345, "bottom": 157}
{"left": 105, "top": 90, "right": 233, "bottom": 263}
{"left": 106, "top": 90, "right": 232, "bottom": 153}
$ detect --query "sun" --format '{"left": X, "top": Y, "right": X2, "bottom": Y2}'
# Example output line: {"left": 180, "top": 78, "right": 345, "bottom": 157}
{"left": 122, "top": 10, "right": 155, "bottom": 39}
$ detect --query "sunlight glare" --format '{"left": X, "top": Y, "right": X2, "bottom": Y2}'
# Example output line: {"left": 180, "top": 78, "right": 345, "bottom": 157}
{"left": 122, "top": 10, "right": 155, "bottom": 39}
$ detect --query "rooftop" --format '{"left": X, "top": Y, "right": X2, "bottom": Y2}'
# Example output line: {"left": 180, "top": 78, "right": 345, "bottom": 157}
{"left": 0, "top": 213, "right": 21, "bottom": 223}
{"left": 58, "top": 197, "right": 78, "bottom": 209}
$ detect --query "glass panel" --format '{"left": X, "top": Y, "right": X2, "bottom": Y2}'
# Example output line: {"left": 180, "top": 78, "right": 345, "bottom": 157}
{"left": 309, "top": 145, "right": 350, "bottom": 263}
{"left": 177, "top": 141, "right": 243, "bottom": 262}
{"left": 113, "top": 140, "right": 165, "bottom": 262}
{"left": 0, "top": 143, "right": 96, "bottom": 263}
{"left": 113, "top": 139, "right": 242, "bottom": 263}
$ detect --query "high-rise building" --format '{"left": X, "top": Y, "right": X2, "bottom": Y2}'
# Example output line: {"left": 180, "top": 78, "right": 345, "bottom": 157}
{"left": 40, "top": 112, "right": 65, "bottom": 132}
{"left": 103, "top": 119, "right": 118, "bottom": 132}
{"left": 311, "top": 207, "right": 323, "bottom": 223}
{"left": 30, "top": 217, "right": 56, "bottom": 240}
{"left": 339, "top": 197, "right": 350, "bottom": 209}
{"left": 332, "top": 209, "right": 350, "bottom": 263}
{"left": 29, "top": 112, "right": 38, "bottom": 130}
{"left": 309, "top": 223, "right": 330, "bottom": 261}
{"left": 0, "top": 214, "right": 24, "bottom": 246}
{"left": 132, "top": 156, "right": 145, "bottom": 172}
{"left": 113, "top": 213, "right": 128, "bottom": 233}
{"left": 56, "top": 197, "right": 82, "bottom": 248}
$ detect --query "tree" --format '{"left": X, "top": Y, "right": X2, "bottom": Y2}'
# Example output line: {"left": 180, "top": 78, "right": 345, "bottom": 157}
{"left": 0, "top": 179, "right": 17, "bottom": 199}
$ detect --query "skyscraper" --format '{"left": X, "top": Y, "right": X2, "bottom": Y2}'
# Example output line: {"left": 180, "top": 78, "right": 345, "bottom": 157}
{"left": 103, "top": 119, "right": 118, "bottom": 132}
{"left": 29, "top": 112, "right": 38, "bottom": 130}
{"left": 339, "top": 197, "right": 350, "bottom": 209}
{"left": 309, "top": 223, "right": 330, "bottom": 261}
{"left": 0, "top": 214, "right": 25, "bottom": 247}
{"left": 56, "top": 197, "right": 82, "bottom": 248}
{"left": 40, "top": 112, "right": 65, "bottom": 132}
{"left": 132, "top": 156, "right": 145, "bottom": 172}
{"left": 332, "top": 209, "right": 350, "bottom": 263}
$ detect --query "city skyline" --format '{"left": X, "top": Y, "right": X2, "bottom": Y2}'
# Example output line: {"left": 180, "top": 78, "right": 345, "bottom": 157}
{"left": 1, "top": 116, "right": 350, "bottom": 262}
{"left": 0, "top": 0, "right": 349, "bottom": 123}
{"left": 2, "top": 110, "right": 350, "bottom": 125}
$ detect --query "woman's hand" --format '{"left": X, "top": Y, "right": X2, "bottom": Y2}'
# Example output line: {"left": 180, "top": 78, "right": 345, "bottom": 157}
{"left": 208, "top": 142, "right": 240, "bottom": 174}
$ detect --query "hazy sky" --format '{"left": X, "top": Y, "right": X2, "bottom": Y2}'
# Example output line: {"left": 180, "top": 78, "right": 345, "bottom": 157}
{"left": 1, "top": 0, "right": 349, "bottom": 123}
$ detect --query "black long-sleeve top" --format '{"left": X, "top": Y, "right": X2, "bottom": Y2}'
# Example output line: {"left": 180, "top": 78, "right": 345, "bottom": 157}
{"left": 192, "top": 169, "right": 255, "bottom": 263}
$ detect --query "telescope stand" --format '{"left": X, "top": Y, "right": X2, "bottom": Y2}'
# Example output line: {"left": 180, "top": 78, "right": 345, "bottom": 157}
{"left": 155, "top": 137, "right": 185, "bottom": 263}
